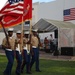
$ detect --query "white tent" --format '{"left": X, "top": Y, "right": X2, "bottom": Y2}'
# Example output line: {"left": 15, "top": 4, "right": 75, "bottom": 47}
{"left": 33, "top": 19, "right": 75, "bottom": 55}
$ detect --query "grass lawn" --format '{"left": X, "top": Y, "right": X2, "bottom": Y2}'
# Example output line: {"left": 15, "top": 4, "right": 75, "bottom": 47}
{"left": 0, "top": 55, "right": 75, "bottom": 75}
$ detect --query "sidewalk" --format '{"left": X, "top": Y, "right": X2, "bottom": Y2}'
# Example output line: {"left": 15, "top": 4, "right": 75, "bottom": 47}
{"left": 0, "top": 49, "right": 75, "bottom": 61}
{"left": 39, "top": 51, "right": 75, "bottom": 61}
{"left": 0, "top": 49, "right": 5, "bottom": 55}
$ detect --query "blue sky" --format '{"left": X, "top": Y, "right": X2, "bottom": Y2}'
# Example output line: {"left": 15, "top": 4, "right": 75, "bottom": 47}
{"left": 33, "top": 0, "right": 55, "bottom": 3}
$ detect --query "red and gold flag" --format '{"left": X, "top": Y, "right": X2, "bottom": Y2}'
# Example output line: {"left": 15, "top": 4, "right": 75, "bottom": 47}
{"left": 23, "top": 0, "right": 32, "bottom": 21}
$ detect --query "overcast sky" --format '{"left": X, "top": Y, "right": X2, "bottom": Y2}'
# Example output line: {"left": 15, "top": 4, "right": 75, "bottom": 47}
{"left": 33, "top": 0, "right": 55, "bottom": 3}
{"left": 0, "top": 0, "right": 55, "bottom": 10}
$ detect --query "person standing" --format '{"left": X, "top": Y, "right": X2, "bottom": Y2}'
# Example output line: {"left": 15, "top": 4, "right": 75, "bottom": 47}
{"left": 15, "top": 30, "right": 22, "bottom": 75}
{"left": 21, "top": 31, "right": 31, "bottom": 74}
{"left": 50, "top": 34, "right": 54, "bottom": 52}
{"left": 44, "top": 37, "right": 49, "bottom": 49}
{"left": 30, "top": 29, "right": 41, "bottom": 72}
{"left": 2, "top": 28, "right": 15, "bottom": 75}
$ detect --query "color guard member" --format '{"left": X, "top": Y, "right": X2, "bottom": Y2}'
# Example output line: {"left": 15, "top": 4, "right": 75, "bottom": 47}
{"left": 21, "top": 31, "right": 31, "bottom": 74}
{"left": 15, "top": 30, "right": 22, "bottom": 75}
{"left": 30, "top": 29, "right": 41, "bottom": 72}
{"left": 2, "top": 28, "right": 15, "bottom": 75}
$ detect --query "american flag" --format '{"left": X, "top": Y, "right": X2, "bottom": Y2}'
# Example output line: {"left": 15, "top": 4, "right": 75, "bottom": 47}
{"left": 0, "top": 0, "right": 32, "bottom": 28}
{"left": 0, "top": 0, "right": 23, "bottom": 19}
{"left": 63, "top": 8, "right": 75, "bottom": 21}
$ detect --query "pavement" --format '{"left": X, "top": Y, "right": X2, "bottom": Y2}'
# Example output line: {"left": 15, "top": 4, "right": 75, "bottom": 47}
{"left": 0, "top": 49, "right": 75, "bottom": 61}
{"left": 0, "top": 49, "right": 5, "bottom": 55}
{"left": 39, "top": 51, "right": 75, "bottom": 61}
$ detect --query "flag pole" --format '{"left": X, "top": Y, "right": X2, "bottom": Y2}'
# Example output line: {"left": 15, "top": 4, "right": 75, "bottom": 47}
{"left": 29, "top": 20, "right": 32, "bottom": 35}
{"left": 20, "top": 14, "right": 24, "bottom": 52}
{"left": 28, "top": 0, "right": 32, "bottom": 51}
{"left": 29, "top": 19, "right": 32, "bottom": 51}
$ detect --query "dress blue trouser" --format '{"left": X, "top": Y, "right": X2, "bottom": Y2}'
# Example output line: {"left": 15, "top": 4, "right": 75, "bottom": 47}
{"left": 30, "top": 48, "right": 40, "bottom": 71}
{"left": 4, "top": 50, "right": 14, "bottom": 75}
{"left": 15, "top": 51, "right": 22, "bottom": 74}
{"left": 21, "top": 50, "right": 30, "bottom": 72}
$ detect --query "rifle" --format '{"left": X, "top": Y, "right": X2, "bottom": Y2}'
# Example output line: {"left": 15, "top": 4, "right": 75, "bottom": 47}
{"left": 1, "top": 22, "right": 10, "bottom": 47}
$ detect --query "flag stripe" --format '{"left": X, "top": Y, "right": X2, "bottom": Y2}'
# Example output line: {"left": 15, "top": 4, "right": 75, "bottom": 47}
{"left": 1, "top": 1, "right": 23, "bottom": 15}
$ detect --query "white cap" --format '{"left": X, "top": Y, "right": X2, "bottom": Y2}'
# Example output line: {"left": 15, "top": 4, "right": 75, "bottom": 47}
{"left": 32, "top": 29, "right": 38, "bottom": 32}
{"left": 24, "top": 31, "right": 29, "bottom": 34}
{"left": 16, "top": 30, "right": 21, "bottom": 34}
{"left": 8, "top": 28, "right": 14, "bottom": 31}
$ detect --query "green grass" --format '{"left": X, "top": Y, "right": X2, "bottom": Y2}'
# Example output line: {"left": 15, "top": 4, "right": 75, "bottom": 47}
{"left": 0, "top": 55, "right": 75, "bottom": 75}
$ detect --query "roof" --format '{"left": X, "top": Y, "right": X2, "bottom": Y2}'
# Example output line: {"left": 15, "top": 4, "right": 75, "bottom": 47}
{"left": 33, "top": 19, "right": 75, "bottom": 32}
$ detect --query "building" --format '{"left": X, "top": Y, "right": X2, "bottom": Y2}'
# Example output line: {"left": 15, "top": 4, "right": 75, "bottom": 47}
{"left": 32, "top": 0, "right": 75, "bottom": 24}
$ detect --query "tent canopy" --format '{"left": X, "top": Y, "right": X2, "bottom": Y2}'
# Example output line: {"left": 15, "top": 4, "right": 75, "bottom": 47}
{"left": 33, "top": 19, "right": 75, "bottom": 48}
{"left": 33, "top": 18, "right": 75, "bottom": 32}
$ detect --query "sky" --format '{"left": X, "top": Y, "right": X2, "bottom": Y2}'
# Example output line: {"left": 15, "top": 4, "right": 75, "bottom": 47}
{"left": 0, "top": 0, "right": 55, "bottom": 10}
{"left": 33, "top": 0, "right": 55, "bottom": 3}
